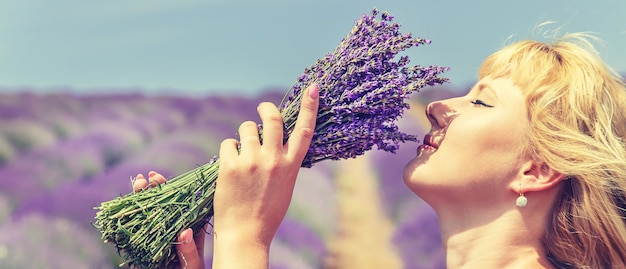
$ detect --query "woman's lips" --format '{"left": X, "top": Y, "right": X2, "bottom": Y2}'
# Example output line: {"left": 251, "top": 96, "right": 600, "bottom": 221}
{"left": 423, "top": 134, "right": 439, "bottom": 149}
{"left": 417, "top": 133, "right": 439, "bottom": 154}
{"left": 418, "top": 143, "right": 437, "bottom": 152}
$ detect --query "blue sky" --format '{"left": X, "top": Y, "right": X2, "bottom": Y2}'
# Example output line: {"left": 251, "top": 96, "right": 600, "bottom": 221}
{"left": 0, "top": 0, "right": 624, "bottom": 96}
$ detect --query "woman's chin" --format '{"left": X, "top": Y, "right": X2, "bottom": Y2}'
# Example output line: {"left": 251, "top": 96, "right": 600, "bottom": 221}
{"left": 402, "top": 159, "right": 425, "bottom": 194}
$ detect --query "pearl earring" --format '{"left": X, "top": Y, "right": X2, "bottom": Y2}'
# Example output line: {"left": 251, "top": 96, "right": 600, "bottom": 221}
{"left": 516, "top": 193, "right": 528, "bottom": 207}
{"left": 515, "top": 182, "right": 527, "bottom": 207}
{"left": 515, "top": 183, "right": 528, "bottom": 207}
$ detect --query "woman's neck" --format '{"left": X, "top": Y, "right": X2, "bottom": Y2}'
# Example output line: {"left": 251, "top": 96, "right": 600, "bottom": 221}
{"left": 438, "top": 210, "right": 554, "bottom": 269}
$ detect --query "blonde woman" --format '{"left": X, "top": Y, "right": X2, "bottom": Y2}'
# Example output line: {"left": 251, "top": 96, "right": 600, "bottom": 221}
{"left": 136, "top": 34, "right": 626, "bottom": 268}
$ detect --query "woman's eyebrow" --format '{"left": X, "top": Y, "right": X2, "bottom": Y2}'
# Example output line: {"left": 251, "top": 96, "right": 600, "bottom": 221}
{"left": 478, "top": 83, "right": 498, "bottom": 100}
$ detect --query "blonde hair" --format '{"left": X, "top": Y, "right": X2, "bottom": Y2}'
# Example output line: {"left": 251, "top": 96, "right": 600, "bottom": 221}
{"left": 478, "top": 34, "right": 626, "bottom": 268}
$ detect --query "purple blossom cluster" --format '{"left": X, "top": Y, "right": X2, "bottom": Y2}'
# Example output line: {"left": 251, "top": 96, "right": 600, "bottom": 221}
{"left": 393, "top": 200, "right": 445, "bottom": 269}
{"left": 0, "top": 213, "right": 114, "bottom": 269}
{"left": 274, "top": 218, "right": 327, "bottom": 266}
{"left": 279, "top": 8, "right": 449, "bottom": 167}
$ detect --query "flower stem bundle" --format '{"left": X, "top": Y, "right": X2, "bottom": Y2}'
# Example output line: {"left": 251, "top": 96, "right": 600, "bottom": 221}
{"left": 94, "top": 8, "right": 448, "bottom": 269}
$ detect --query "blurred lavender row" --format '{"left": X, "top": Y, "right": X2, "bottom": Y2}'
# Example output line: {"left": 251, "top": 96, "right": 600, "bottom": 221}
{"left": 0, "top": 86, "right": 460, "bottom": 268}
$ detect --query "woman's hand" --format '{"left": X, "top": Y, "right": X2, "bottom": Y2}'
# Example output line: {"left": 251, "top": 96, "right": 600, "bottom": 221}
{"left": 212, "top": 84, "right": 319, "bottom": 268}
{"left": 133, "top": 172, "right": 206, "bottom": 269}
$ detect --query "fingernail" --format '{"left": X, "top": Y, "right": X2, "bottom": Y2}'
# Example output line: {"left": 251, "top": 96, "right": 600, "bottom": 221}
{"left": 309, "top": 84, "right": 319, "bottom": 99}
{"left": 180, "top": 228, "right": 192, "bottom": 244}
{"left": 258, "top": 101, "right": 273, "bottom": 112}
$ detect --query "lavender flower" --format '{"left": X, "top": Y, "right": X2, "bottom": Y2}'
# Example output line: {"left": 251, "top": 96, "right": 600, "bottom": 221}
{"left": 274, "top": 218, "right": 327, "bottom": 267}
{"left": 94, "top": 8, "right": 448, "bottom": 269}
{"left": 0, "top": 214, "right": 114, "bottom": 269}
{"left": 279, "top": 8, "right": 449, "bottom": 167}
{"left": 392, "top": 200, "right": 445, "bottom": 269}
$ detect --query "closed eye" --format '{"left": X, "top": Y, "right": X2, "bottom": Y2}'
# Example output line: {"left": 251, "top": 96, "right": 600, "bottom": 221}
{"left": 470, "top": 99, "right": 494, "bottom": 108}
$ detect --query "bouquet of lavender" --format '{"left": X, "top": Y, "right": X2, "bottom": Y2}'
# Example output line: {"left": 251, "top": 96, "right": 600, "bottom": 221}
{"left": 94, "top": 8, "right": 448, "bottom": 269}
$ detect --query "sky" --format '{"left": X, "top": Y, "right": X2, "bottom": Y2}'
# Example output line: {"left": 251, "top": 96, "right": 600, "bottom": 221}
{"left": 0, "top": 0, "right": 624, "bottom": 96}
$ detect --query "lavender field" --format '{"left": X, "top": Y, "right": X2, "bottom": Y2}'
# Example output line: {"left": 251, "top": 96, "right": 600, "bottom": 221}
{"left": 0, "top": 86, "right": 458, "bottom": 269}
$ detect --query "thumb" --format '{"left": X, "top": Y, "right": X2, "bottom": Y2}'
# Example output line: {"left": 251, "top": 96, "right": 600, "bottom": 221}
{"left": 175, "top": 228, "right": 204, "bottom": 269}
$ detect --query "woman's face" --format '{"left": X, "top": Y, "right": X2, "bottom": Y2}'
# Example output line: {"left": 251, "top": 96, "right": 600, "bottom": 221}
{"left": 403, "top": 76, "right": 531, "bottom": 210}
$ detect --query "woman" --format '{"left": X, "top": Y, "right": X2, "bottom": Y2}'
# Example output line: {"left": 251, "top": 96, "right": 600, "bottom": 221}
{"left": 135, "top": 34, "right": 626, "bottom": 268}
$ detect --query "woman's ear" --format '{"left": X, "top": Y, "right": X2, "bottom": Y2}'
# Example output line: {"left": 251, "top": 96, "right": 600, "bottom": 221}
{"left": 510, "top": 160, "right": 565, "bottom": 193}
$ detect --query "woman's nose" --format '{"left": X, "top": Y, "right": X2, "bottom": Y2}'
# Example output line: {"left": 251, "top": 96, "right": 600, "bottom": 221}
{"left": 425, "top": 99, "right": 458, "bottom": 128}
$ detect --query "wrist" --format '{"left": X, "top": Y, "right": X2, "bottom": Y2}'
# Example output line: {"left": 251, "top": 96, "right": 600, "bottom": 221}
{"left": 212, "top": 226, "right": 273, "bottom": 269}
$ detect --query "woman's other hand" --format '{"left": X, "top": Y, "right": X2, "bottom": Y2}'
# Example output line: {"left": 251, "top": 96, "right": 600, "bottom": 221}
{"left": 133, "top": 172, "right": 206, "bottom": 269}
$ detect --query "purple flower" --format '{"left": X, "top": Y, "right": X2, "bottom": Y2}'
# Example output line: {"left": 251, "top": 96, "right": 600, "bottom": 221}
{"left": 0, "top": 213, "right": 114, "bottom": 268}
{"left": 274, "top": 218, "right": 327, "bottom": 265}
{"left": 393, "top": 200, "right": 445, "bottom": 269}
{"left": 278, "top": 8, "right": 448, "bottom": 167}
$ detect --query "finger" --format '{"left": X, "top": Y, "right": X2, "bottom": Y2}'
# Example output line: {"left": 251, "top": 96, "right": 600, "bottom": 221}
{"left": 176, "top": 228, "right": 204, "bottom": 269}
{"left": 148, "top": 171, "right": 167, "bottom": 187}
{"left": 219, "top": 138, "right": 240, "bottom": 165}
{"left": 286, "top": 83, "right": 319, "bottom": 160}
{"left": 257, "top": 102, "right": 284, "bottom": 150}
{"left": 132, "top": 174, "right": 148, "bottom": 192}
{"left": 237, "top": 121, "right": 261, "bottom": 154}
{"left": 192, "top": 224, "right": 208, "bottom": 260}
